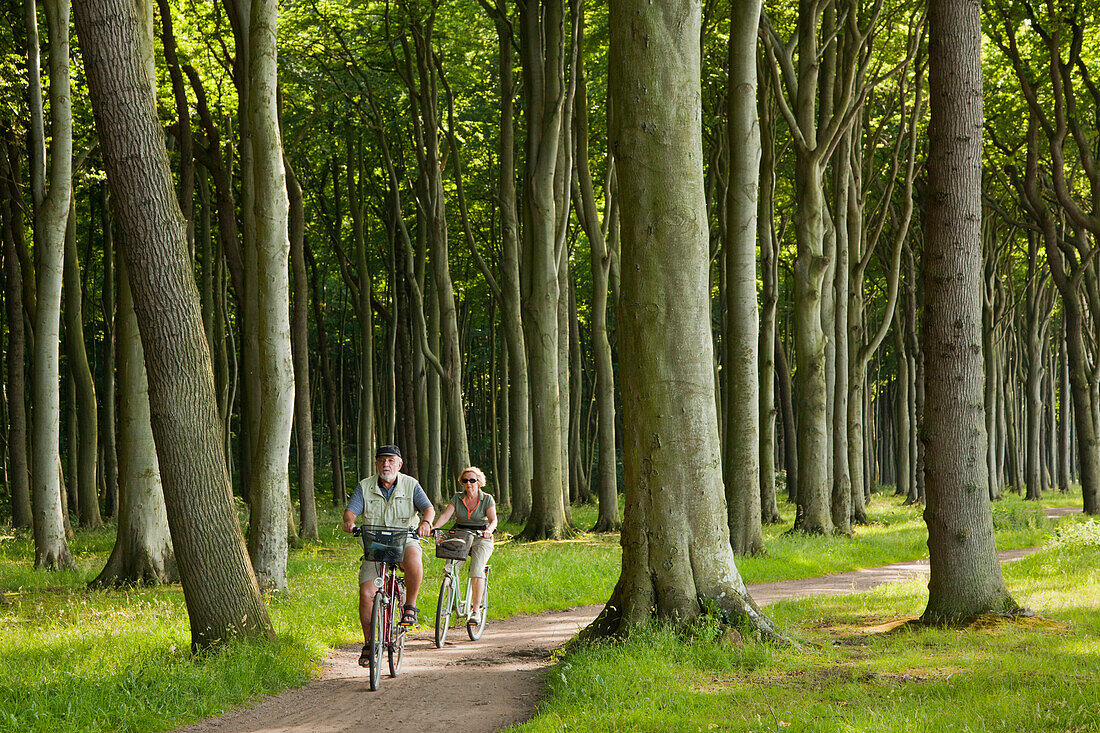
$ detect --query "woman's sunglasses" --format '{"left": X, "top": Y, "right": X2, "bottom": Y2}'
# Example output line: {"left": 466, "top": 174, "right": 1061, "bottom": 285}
{"left": 460, "top": 478, "right": 478, "bottom": 484}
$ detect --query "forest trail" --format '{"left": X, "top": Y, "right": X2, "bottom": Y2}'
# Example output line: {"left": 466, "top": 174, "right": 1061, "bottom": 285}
{"left": 173, "top": 506, "right": 1078, "bottom": 733}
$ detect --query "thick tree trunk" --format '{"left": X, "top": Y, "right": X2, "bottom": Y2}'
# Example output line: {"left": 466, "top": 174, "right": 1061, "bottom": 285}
{"left": 724, "top": 0, "right": 764, "bottom": 555}
{"left": 29, "top": 0, "right": 75, "bottom": 570}
{"left": 93, "top": 259, "right": 176, "bottom": 586}
{"left": 245, "top": 0, "right": 295, "bottom": 590}
{"left": 518, "top": 0, "right": 569, "bottom": 540}
{"left": 591, "top": 0, "right": 781, "bottom": 639}
{"left": 73, "top": 0, "right": 274, "bottom": 647}
{"left": 921, "top": 0, "right": 1018, "bottom": 622}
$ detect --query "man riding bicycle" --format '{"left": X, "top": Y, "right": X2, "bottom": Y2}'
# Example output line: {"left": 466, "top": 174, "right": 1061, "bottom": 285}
{"left": 342, "top": 444, "right": 435, "bottom": 667}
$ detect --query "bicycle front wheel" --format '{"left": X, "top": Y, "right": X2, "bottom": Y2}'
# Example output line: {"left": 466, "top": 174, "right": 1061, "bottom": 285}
{"left": 435, "top": 575, "right": 454, "bottom": 648}
{"left": 389, "top": 580, "right": 406, "bottom": 677}
{"left": 368, "top": 592, "right": 384, "bottom": 691}
{"left": 468, "top": 575, "right": 489, "bottom": 641}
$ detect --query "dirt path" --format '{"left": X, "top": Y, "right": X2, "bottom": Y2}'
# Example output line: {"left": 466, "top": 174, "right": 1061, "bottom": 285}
{"left": 175, "top": 506, "right": 1077, "bottom": 733}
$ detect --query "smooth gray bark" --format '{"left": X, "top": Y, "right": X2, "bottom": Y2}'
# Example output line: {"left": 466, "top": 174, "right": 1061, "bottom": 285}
{"left": 93, "top": 259, "right": 176, "bottom": 587}
{"left": 724, "top": 0, "right": 764, "bottom": 555}
{"left": 28, "top": 0, "right": 74, "bottom": 570}
{"left": 591, "top": 0, "right": 782, "bottom": 640}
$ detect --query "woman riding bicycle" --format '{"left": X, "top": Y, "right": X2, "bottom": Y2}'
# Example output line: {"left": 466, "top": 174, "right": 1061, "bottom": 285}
{"left": 431, "top": 465, "right": 497, "bottom": 629}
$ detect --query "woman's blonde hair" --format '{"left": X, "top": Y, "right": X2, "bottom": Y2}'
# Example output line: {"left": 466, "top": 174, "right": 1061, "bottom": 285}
{"left": 459, "top": 466, "right": 487, "bottom": 487}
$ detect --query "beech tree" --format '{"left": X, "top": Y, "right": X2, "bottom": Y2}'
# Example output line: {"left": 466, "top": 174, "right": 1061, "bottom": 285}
{"left": 28, "top": 0, "right": 74, "bottom": 570}
{"left": 589, "top": 0, "right": 781, "bottom": 638}
{"left": 73, "top": 0, "right": 274, "bottom": 648}
{"left": 920, "top": 0, "right": 1018, "bottom": 622}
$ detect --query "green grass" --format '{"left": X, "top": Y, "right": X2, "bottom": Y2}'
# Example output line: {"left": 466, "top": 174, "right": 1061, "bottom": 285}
{"left": 515, "top": 514, "right": 1100, "bottom": 733}
{"left": 0, "top": 488, "right": 1082, "bottom": 733}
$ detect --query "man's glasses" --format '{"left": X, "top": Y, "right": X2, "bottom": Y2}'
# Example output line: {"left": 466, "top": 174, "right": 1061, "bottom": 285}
{"left": 460, "top": 478, "right": 478, "bottom": 484}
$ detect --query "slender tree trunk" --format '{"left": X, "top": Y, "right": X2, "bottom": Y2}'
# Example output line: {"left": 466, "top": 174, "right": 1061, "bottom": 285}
{"left": 758, "top": 64, "right": 781, "bottom": 526}
{"left": 73, "top": 0, "right": 275, "bottom": 647}
{"left": 100, "top": 184, "right": 119, "bottom": 519}
{"left": 243, "top": 0, "right": 294, "bottom": 590}
{"left": 572, "top": 20, "right": 620, "bottom": 531}
{"left": 64, "top": 198, "right": 102, "bottom": 528}
{"left": 921, "top": 0, "right": 1017, "bottom": 621}
{"left": 894, "top": 314, "right": 910, "bottom": 499}
{"left": 1059, "top": 330, "right": 1071, "bottom": 493}
{"left": 29, "top": 0, "right": 75, "bottom": 570}
{"left": 724, "top": 0, "right": 764, "bottom": 554}
{"left": 775, "top": 332, "right": 797, "bottom": 502}
{"left": 2, "top": 156, "right": 32, "bottom": 528}
{"left": 306, "top": 243, "right": 346, "bottom": 506}
{"left": 287, "top": 158, "right": 317, "bottom": 540}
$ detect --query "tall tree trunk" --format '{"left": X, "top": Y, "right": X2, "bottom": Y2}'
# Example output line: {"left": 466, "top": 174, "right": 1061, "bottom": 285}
{"left": 921, "top": 0, "right": 1017, "bottom": 621}
{"left": 1059, "top": 330, "right": 1071, "bottom": 493}
{"left": 28, "top": 0, "right": 75, "bottom": 570}
{"left": 590, "top": 0, "right": 781, "bottom": 639}
{"left": 287, "top": 158, "right": 317, "bottom": 541}
{"left": 758, "top": 63, "right": 781, "bottom": 526}
{"left": 831, "top": 130, "right": 852, "bottom": 534}
{"left": 893, "top": 314, "right": 910, "bottom": 499}
{"left": 73, "top": 0, "right": 275, "bottom": 647}
{"left": 92, "top": 259, "right": 176, "bottom": 586}
{"left": 724, "top": 0, "right": 764, "bottom": 555}
{"left": 1, "top": 147, "right": 32, "bottom": 528}
{"left": 244, "top": 0, "right": 294, "bottom": 590}
{"left": 100, "top": 184, "right": 119, "bottom": 519}
{"left": 572, "top": 13, "right": 619, "bottom": 530}
{"left": 306, "top": 243, "right": 346, "bottom": 506}
{"left": 64, "top": 198, "right": 102, "bottom": 528}
{"left": 481, "top": 0, "right": 531, "bottom": 523}
{"left": 775, "top": 332, "right": 797, "bottom": 502}
{"left": 518, "top": 0, "right": 569, "bottom": 540}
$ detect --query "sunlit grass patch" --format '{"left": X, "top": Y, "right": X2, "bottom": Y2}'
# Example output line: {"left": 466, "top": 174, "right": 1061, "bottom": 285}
{"left": 515, "top": 536, "right": 1100, "bottom": 733}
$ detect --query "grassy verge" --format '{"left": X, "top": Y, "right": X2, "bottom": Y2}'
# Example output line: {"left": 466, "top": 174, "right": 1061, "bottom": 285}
{"left": 515, "top": 511, "right": 1098, "bottom": 732}
{"left": 0, "top": 489, "right": 1079, "bottom": 732}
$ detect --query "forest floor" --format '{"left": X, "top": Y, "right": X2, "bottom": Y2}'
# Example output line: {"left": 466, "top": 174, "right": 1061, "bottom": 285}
{"left": 172, "top": 506, "right": 1081, "bottom": 733}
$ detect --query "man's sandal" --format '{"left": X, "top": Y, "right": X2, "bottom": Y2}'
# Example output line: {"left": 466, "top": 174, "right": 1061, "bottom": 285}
{"left": 399, "top": 605, "right": 419, "bottom": 626}
{"left": 358, "top": 644, "right": 371, "bottom": 667}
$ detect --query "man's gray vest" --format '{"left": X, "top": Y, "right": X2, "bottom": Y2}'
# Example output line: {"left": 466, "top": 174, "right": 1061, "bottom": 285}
{"left": 356, "top": 472, "right": 420, "bottom": 529}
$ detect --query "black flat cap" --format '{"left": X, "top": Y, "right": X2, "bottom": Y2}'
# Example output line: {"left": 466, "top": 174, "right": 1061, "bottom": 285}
{"left": 375, "top": 444, "right": 402, "bottom": 459}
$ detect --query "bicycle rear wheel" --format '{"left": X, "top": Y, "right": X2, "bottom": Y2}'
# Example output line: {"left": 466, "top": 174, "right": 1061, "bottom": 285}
{"left": 389, "top": 580, "right": 406, "bottom": 676}
{"left": 468, "top": 573, "right": 489, "bottom": 641}
{"left": 368, "top": 591, "right": 384, "bottom": 691}
{"left": 435, "top": 575, "right": 454, "bottom": 648}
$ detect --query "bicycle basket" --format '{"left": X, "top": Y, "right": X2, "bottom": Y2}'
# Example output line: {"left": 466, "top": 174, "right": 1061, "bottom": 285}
{"left": 435, "top": 528, "right": 475, "bottom": 560}
{"left": 359, "top": 525, "right": 408, "bottom": 563}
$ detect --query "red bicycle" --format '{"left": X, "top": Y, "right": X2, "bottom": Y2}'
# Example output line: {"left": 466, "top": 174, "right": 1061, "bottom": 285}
{"left": 353, "top": 525, "right": 419, "bottom": 691}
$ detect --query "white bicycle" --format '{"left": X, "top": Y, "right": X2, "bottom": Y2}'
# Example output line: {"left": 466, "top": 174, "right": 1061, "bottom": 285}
{"left": 433, "top": 526, "right": 491, "bottom": 647}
